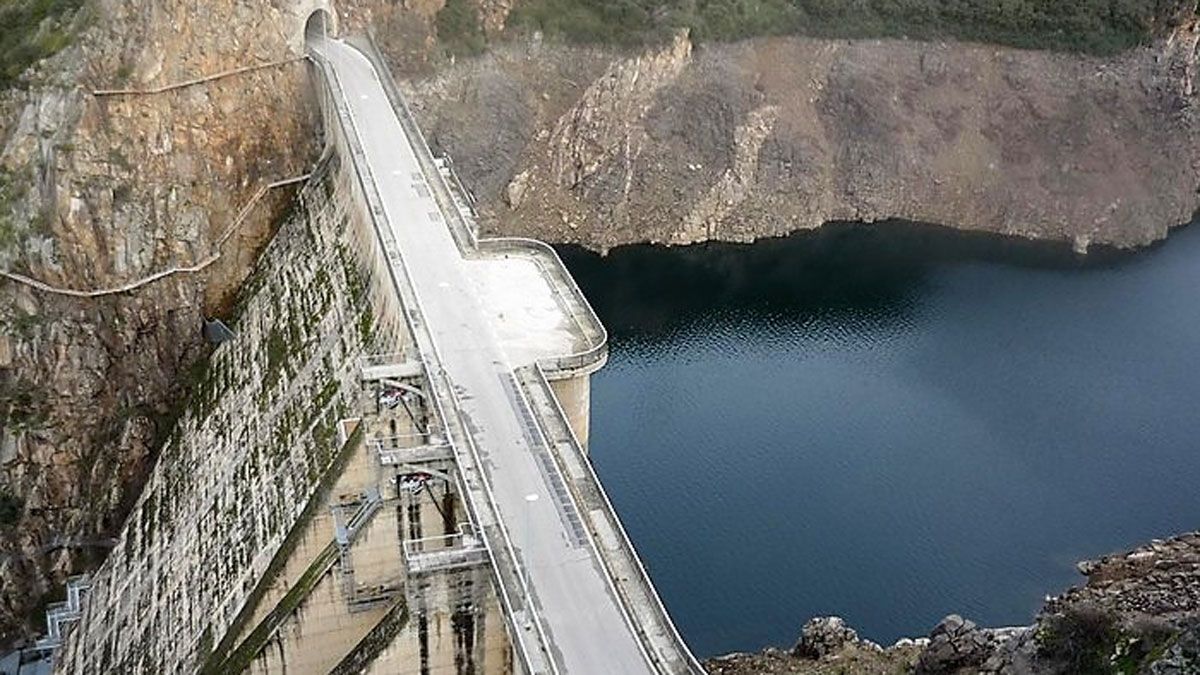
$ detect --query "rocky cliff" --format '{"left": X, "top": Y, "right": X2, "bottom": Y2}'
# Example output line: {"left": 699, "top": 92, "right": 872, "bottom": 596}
{"left": 401, "top": 14, "right": 1200, "bottom": 254}
{"left": 0, "top": 0, "right": 335, "bottom": 648}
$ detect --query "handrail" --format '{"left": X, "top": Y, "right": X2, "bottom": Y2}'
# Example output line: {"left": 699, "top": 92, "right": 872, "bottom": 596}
{"left": 359, "top": 352, "right": 409, "bottom": 367}
{"left": 93, "top": 57, "right": 308, "bottom": 96}
{"left": 0, "top": 174, "right": 310, "bottom": 298}
{"left": 308, "top": 45, "right": 558, "bottom": 675}
{"left": 402, "top": 524, "right": 481, "bottom": 555}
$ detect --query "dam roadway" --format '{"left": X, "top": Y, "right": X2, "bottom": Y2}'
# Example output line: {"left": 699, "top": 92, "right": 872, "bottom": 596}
{"left": 312, "top": 37, "right": 657, "bottom": 673}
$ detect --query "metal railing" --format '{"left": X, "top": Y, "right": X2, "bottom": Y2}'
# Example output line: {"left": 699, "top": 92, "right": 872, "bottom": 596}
{"left": 377, "top": 442, "right": 452, "bottom": 466}
{"left": 34, "top": 576, "right": 91, "bottom": 651}
{"left": 359, "top": 352, "right": 409, "bottom": 369}
{"left": 402, "top": 524, "right": 481, "bottom": 556}
{"left": 402, "top": 525, "right": 490, "bottom": 575}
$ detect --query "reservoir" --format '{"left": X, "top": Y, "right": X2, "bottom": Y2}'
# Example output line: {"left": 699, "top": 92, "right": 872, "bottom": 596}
{"left": 559, "top": 221, "right": 1200, "bottom": 658}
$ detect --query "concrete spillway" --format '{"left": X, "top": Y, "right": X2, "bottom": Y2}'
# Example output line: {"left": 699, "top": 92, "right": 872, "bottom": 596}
{"left": 50, "top": 28, "right": 699, "bottom": 675}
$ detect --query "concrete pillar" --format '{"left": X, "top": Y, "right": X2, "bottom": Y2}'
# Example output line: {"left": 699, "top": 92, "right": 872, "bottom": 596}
{"left": 549, "top": 374, "right": 591, "bottom": 450}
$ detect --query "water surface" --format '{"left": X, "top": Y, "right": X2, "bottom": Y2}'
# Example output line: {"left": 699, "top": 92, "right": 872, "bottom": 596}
{"left": 559, "top": 222, "right": 1200, "bottom": 657}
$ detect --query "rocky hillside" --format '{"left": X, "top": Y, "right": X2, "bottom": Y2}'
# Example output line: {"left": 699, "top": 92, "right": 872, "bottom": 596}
{"left": 401, "top": 11, "right": 1200, "bottom": 253}
{"left": 705, "top": 532, "right": 1200, "bottom": 674}
{"left": 0, "top": 0, "right": 339, "bottom": 648}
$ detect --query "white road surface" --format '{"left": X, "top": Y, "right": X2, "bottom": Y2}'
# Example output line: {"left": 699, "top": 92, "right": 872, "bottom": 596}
{"left": 313, "top": 38, "right": 655, "bottom": 674}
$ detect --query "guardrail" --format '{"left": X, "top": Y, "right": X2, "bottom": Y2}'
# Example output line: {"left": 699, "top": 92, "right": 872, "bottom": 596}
{"left": 402, "top": 524, "right": 481, "bottom": 556}
{"left": 359, "top": 352, "right": 409, "bottom": 368}
{"left": 353, "top": 36, "right": 609, "bottom": 378}
{"left": 308, "top": 44, "right": 559, "bottom": 675}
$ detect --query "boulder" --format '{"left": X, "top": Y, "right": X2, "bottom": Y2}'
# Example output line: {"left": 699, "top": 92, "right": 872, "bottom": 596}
{"left": 792, "top": 616, "right": 859, "bottom": 660}
{"left": 916, "top": 614, "right": 996, "bottom": 674}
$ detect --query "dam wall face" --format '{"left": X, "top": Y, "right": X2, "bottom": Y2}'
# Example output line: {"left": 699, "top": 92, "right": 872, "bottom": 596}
{"left": 52, "top": 133, "right": 388, "bottom": 675}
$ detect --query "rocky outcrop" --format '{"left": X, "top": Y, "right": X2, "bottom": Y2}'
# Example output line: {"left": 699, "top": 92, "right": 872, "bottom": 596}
{"left": 792, "top": 616, "right": 863, "bottom": 660}
{"left": 704, "top": 532, "right": 1200, "bottom": 675}
{"left": 403, "top": 16, "right": 1200, "bottom": 254}
{"left": 915, "top": 615, "right": 996, "bottom": 674}
{"left": 1050, "top": 532, "right": 1200, "bottom": 621}
{"left": 547, "top": 31, "right": 692, "bottom": 190}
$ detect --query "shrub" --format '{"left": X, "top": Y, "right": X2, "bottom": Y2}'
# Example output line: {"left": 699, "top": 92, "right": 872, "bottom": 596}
{"left": 507, "top": 0, "right": 1187, "bottom": 54}
{"left": 0, "top": 490, "right": 22, "bottom": 525}
{"left": 0, "top": 0, "right": 85, "bottom": 87}
{"left": 1037, "top": 604, "right": 1181, "bottom": 674}
{"left": 1037, "top": 604, "right": 1121, "bottom": 673}
{"left": 437, "top": 0, "right": 487, "bottom": 55}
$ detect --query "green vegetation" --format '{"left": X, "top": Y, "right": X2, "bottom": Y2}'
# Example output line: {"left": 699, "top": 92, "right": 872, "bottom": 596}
{"left": 507, "top": 0, "right": 1189, "bottom": 54}
{"left": 0, "top": 377, "right": 48, "bottom": 430}
{"left": 0, "top": 168, "right": 31, "bottom": 251}
{"left": 262, "top": 327, "right": 289, "bottom": 394}
{"left": 0, "top": 489, "right": 22, "bottom": 525}
{"left": 213, "top": 541, "right": 339, "bottom": 673}
{"left": 0, "top": 0, "right": 86, "bottom": 87}
{"left": 1037, "top": 604, "right": 1179, "bottom": 674}
{"left": 7, "top": 308, "right": 46, "bottom": 338}
{"left": 437, "top": 0, "right": 487, "bottom": 55}
{"left": 328, "top": 599, "right": 408, "bottom": 675}
{"left": 198, "top": 423, "right": 364, "bottom": 675}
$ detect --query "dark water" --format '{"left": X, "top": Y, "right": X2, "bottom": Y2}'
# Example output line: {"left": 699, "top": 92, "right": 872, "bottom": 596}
{"left": 558, "top": 222, "right": 1200, "bottom": 658}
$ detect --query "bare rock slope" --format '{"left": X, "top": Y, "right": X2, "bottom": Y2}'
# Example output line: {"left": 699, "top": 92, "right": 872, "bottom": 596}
{"left": 403, "top": 18, "right": 1200, "bottom": 253}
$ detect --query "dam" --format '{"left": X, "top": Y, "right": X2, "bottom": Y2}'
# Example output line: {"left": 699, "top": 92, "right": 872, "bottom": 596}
{"left": 41, "top": 9, "right": 699, "bottom": 674}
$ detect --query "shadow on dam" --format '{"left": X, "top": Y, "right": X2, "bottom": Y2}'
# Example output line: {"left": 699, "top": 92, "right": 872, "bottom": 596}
{"left": 558, "top": 220, "right": 1200, "bottom": 656}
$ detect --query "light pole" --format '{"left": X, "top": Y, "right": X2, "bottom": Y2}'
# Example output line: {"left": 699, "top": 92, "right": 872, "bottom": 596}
{"left": 523, "top": 492, "right": 539, "bottom": 629}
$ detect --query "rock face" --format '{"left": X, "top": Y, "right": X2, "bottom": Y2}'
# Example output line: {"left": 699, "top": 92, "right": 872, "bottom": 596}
{"left": 1050, "top": 532, "right": 1200, "bottom": 621}
{"left": 0, "top": 0, "right": 391, "bottom": 650}
{"left": 793, "top": 616, "right": 861, "bottom": 660}
{"left": 403, "top": 15, "right": 1200, "bottom": 253}
{"left": 915, "top": 614, "right": 995, "bottom": 674}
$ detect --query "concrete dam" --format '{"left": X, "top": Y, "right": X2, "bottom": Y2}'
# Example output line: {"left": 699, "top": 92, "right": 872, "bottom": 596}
{"left": 44, "top": 9, "right": 701, "bottom": 675}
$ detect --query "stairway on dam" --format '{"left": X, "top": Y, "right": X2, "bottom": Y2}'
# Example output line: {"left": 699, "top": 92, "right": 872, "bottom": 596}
{"left": 44, "top": 20, "right": 699, "bottom": 674}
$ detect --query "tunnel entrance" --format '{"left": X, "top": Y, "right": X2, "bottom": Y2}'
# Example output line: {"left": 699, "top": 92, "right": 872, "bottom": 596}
{"left": 304, "top": 8, "right": 333, "bottom": 42}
